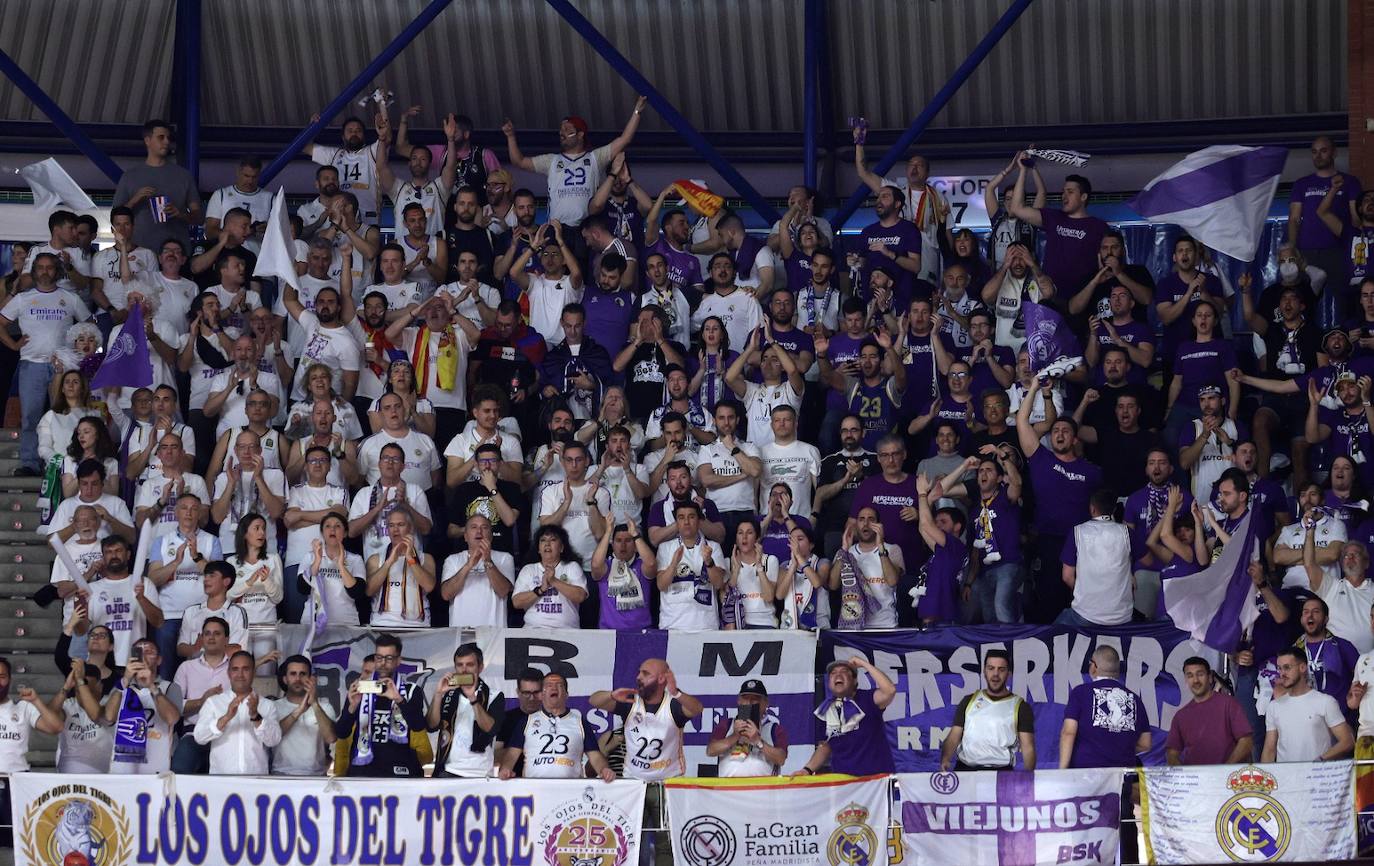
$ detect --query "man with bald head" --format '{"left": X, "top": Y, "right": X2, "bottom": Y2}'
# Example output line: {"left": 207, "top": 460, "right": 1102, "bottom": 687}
{"left": 209, "top": 429, "right": 286, "bottom": 555}
{"left": 1288, "top": 135, "right": 1363, "bottom": 319}
{"left": 1059, "top": 646, "right": 1151, "bottom": 768}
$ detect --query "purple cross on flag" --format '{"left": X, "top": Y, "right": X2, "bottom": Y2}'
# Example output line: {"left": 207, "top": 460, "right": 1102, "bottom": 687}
{"left": 90, "top": 302, "right": 153, "bottom": 390}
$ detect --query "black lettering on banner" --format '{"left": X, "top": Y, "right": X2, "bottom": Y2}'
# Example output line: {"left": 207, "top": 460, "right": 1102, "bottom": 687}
{"left": 504, "top": 637, "right": 582, "bottom": 679}
{"left": 699, "top": 640, "right": 783, "bottom": 677}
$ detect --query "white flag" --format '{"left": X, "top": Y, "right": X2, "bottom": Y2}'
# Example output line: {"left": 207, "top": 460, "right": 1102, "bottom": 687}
{"left": 18, "top": 158, "right": 95, "bottom": 211}
{"left": 253, "top": 190, "right": 300, "bottom": 293}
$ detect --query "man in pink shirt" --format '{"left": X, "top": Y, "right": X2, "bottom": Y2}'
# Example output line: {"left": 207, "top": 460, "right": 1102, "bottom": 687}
{"left": 1165, "top": 656, "right": 1253, "bottom": 765}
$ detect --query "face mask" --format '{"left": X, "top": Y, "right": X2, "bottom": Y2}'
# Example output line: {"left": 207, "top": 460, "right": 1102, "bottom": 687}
{"left": 1279, "top": 261, "right": 1300, "bottom": 281}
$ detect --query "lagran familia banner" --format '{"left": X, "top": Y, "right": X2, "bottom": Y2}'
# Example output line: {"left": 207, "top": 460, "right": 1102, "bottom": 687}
{"left": 9, "top": 773, "right": 646, "bottom": 866}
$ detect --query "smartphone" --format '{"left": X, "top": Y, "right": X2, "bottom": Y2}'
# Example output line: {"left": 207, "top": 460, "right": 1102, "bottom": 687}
{"left": 450, "top": 673, "right": 475, "bottom": 688}
{"left": 357, "top": 679, "right": 384, "bottom": 695}
{"left": 129, "top": 644, "right": 143, "bottom": 664}
{"left": 738, "top": 703, "right": 761, "bottom": 725}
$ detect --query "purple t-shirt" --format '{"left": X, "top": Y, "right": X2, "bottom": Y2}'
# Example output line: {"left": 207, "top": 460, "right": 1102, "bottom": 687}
{"left": 646, "top": 237, "right": 704, "bottom": 297}
{"left": 1172, "top": 339, "right": 1238, "bottom": 394}
{"left": 582, "top": 286, "right": 637, "bottom": 354}
{"left": 954, "top": 344, "right": 1016, "bottom": 403}
{"left": 858, "top": 219, "right": 923, "bottom": 304}
{"left": 823, "top": 689, "right": 894, "bottom": 775}
{"left": 1124, "top": 484, "right": 1194, "bottom": 570}
{"left": 1290, "top": 172, "right": 1364, "bottom": 250}
{"left": 851, "top": 474, "right": 926, "bottom": 570}
{"left": 917, "top": 533, "right": 967, "bottom": 623}
{"left": 597, "top": 556, "right": 653, "bottom": 630}
{"left": 1064, "top": 678, "right": 1149, "bottom": 769}
{"left": 901, "top": 332, "right": 944, "bottom": 416}
{"left": 646, "top": 496, "right": 723, "bottom": 528}
{"left": 1317, "top": 405, "right": 1374, "bottom": 483}
{"left": 768, "top": 325, "right": 815, "bottom": 364}
{"left": 783, "top": 249, "right": 814, "bottom": 294}
{"left": 1027, "top": 448, "right": 1102, "bottom": 536}
{"left": 1039, "top": 209, "right": 1108, "bottom": 296}
{"left": 1089, "top": 320, "right": 1153, "bottom": 383}
{"left": 1154, "top": 271, "right": 1224, "bottom": 355}
{"left": 760, "top": 514, "right": 812, "bottom": 563}
{"left": 1156, "top": 555, "right": 1202, "bottom": 619}
{"left": 1164, "top": 693, "right": 1252, "bottom": 765}
{"left": 826, "top": 332, "right": 868, "bottom": 410}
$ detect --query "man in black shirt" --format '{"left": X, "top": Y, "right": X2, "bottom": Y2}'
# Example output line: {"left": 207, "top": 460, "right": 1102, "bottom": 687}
{"left": 1078, "top": 346, "right": 1163, "bottom": 432}
{"left": 449, "top": 443, "right": 525, "bottom": 553}
{"left": 495, "top": 668, "right": 546, "bottom": 778}
{"left": 815, "top": 415, "right": 879, "bottom": 552}
{"left": 334, "top": 634, "right": 427, "bottom": 777}
{"left": 1079, "top": 391, "right": 1159, "bottom": 499}
{"left": 444, "top": 186, "right": 497, "bottom": 284}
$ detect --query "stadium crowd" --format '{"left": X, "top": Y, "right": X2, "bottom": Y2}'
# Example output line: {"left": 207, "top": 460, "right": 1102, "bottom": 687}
{"left": 0, "top": 104, "right": 1371, "bottom": 792}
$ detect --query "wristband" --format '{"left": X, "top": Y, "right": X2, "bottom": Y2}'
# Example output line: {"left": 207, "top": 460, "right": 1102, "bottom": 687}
{"left": 802, "top": 766, "right": 816, "bottom": 775}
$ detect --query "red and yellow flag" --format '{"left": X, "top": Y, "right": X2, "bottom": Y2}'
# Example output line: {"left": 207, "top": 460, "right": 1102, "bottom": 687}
{"left": 672, "top": 179, "right": 724, "bottom": 218}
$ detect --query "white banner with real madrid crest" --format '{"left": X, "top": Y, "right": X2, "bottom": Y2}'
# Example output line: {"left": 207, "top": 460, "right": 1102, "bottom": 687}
{"left": 665, "top": 773, "right": 891, "bottom": 866}
{"left": 9, "top": 772, "right": 646, "bottom": 866}
{"left": 1138, "top": 761, "right": 1355, "bottom": 863}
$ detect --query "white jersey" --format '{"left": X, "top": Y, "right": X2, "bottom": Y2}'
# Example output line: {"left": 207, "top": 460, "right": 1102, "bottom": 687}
{"left": 0, "top": 700, "right": 41, "bottom": 772}
{"left": 526, "top": 274, "right": 583, "bottom": 344}
{"left": 844, "top": 542, "right": 903, "bottom": 629}
{"left": 741, "top": 381, "right": 803, "bottom": 447}
{"left": 359, "top": 428, "right": 442, "bottom": 491}
{"left": 284, "top": 483, "right": 350, "bottom": 564}
{"left": 388, "top": 176, "right": 448, "bottom": 236}
{"left": 521, "top": 709, "right": 593, "bottom": 778}
{"left": 718, "top": 718, "right": 782, "bottom": 777}
{"left": 305, "top": 551, "right": 366, "bottom": 627}
{"left": 1186, "top": 417, "right": 1240, "bottom": 505}
{"left": 0, "top": 287, "right": 90, "bottom": 363}
{"left": 757, "top": 439, "right": 820, "bottom": 516}
{"left": 513, "top": 562, "right": 585, "bottom": 629}
{"left": 399, "top": 233, "right": 442, "bottom": 293}
{"left": 92, "top": 246, "right": 158, "bottom": 291}
{"left": 656, "top": 537, "right": 727, "bottom": 631}
{"left": 57, "top": 696, "right": 112, "bottom": 774}
{"left": 148, "top": 528, "right": 220, "bottom": 617}
{"left": 290, "top": 312, "right": 362, "bottom": 400}
{"left": 436, "top": 280, "right": 501, "bottom": 331}
{"left": 313, "top": 141, "right": 382, "bottom": 219}
{"left": 958, "top": 690, "right": 1026, "bottom": 769}
{"left": 443, "top": 550, "right": 516, "bottom": 628}
{"left": 135, "top": 473, "right": 212, "bottom": 539}
{"left": 534, "top": 147, "right": 612, "bottom": 226}
{"left": 1276, "top": 517, "right": 1347, "bottom": 590}
{"left": 623, "top": 695, "right": 686, "bottom": 781}
{"left": 206, "top": 184, "right": 274, "bottom": 224}
{"left": 692, "top": 290, "right": 763, "bottom": 354}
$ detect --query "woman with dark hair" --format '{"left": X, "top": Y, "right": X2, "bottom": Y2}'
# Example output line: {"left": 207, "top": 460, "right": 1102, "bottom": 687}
{"left": 228, "top": 513, "right": 284, "bottom": 665}
{"left": 722, "top": 517, "right": 777, "bottom": 629}
{"left": 1326, "top": 454, "right": 1369, "bottom": 527}
{"left": 39, "top": 370, "right": 106, "bottom": 518}
{"left": 367, "top": 358, "right": 436, "bottom": 438}
{"left": 299, "top": 512, "right": 368, "bottom": 627}
{"left": 779, "top": 523, "right": 831, "bottom": 629}
{"left": 61, "top": 416, "right": 119, "bottom": 497}
{"left": 688, "top": 315, "right": 738, "bottom": 417}
{"left": 512, "top": 525, "right": 586, "bottom": 628}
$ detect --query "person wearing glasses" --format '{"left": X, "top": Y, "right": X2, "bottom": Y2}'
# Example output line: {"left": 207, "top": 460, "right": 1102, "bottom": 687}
{"left": 335, "top": 633, "right": 427, "bottom": 778}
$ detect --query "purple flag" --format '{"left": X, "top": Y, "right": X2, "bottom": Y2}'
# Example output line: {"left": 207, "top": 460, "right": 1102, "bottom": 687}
{"left": 90, "top": 302, "right": 153, "bottom": 390}
{"left": 1022, "top": 301, "right": 1082, "bottom": 377}
{"left": 1164, "top": 509, "right": 1260, "bottom": 652}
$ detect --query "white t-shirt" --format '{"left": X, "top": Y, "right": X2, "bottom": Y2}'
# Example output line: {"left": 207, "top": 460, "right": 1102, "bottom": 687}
{"left": 46, "top": 492, "right": 131, "bottom": 539}
{"left": 23, "top": 243, "right": 92, "bottom": 293}
{"left": 692, "top": 290, "right": 762, "bottom": 353}
{"left": 148, "top": 528, "right": 220, "bottom": 616}
{"left": 125, "top": 420, "right": 197, "bottom": 483}
{"left": 513, "top": 561, "right": 586, "bottom": 628}
{"left": 1318, "top": 577, "right": 1374, "bottom": 654}
{"left": 1265, "top": 689, "right": 1347, "bottom": 762}
{"left": 227, "top": 555, "right": 284, "bottom": 624}
{"left": 443, "top": 550, "right": 516, "bottom": 628}
{"left": 177, "top": 326, "right": 242, "bottom": 410}
{"left": 178, "top": 599, "right": 250, "bottom": 650}
{"left": 757, "top": 439, "right": 821, "bottom": 516}
{"left": 444, "top": 426, "right": 523, "bottom": 482}
{"left": 656, "top": 537, "right": 728, "bottom": 631}
{"left": 642, "top": 447, "right": 700, "bottom": 504}
{"left": 699, "top": 440, "right": 760, "bottom": 512}
{"left": 538, "top": 482, "right": 612, "bottom": 563}
{"left": 525, "top": 274, "right": 583, "bottom": 344}
{"left": 363, "top": 280, "right": 424, "bottom": 314}
{"left": 347, "top": 482, "right": 433, "bottom": 562}
{"left": 210, "top": 469, "right": 286, "bottom": 554}
{"left": 92, "top": 246, "right": 159, "bottom": 291}
{"left": 57, "top": 695, "right": 112, "bottom": 774}
{"left": 207, "top": 368, "right": 285, "bottom": 437}
{"left": 284, "top": 483, "right": 350, "bottom": 564}
{"left": 1276, "top": 518, "right": 1348, "bottom": 590}
{"left": 108, "top": 681, "right": 182, "bottom": 775}
{"left": 50, "top": 536, "right": 102, "bottom": 624}
{"left": 305, "top": 551, "right": 366, "bottom": 627}
{"left": 389, "top": 176, "right": 449, "bottom": 236}
{"left": 845, "top": 542, "right": 903, "bottom": 629}
{"left": 152, "top": 271, "right": 199, "bottom": 330}
{"left": 530, "top": 146, "right": 613, "bottom": 226}
{"left": 1353, "top": 651, "right": 1374, "bottom": 738}
{"left": 741, "top": 381, "right": 803, "bottom": 447}
{"left": 436, "top": 280, "right": 502, "bottom": 330}
{"left": 270, "top": 696, "right": 337, "bottom": 776}
{"left": 733, "top": 553, "right": 780, "bottom": 627}
{"left": 208, "top": 283, "right": 262, "bottom": 332}
{"left": 135, "top": 474, "right": 212, "bottom": 540}
{"left": 359, "top": 428, "right": 442, "bottom": 491}
{"left": 205, "top": 184, "right": 274, "bottom": 224}
{"left": 0, "top": 700, "right": 42, "bottom": 772}
{"left": 0, "top": 287, "right": 90, "bottom": 362}
{"left": 368, "top": 554, "right": 432, "bottom": 627}
{"left": 598, "top": 463, "right": 650, "bottom": 524}
{"left": 290, "top": 311, "right": 362, "bottom": 400}
{"left": 88, "top": 575, "right": 160, "bottom": 664}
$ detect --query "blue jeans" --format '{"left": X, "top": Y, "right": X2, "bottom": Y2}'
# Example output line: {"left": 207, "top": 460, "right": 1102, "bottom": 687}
{"left": 1234, "top": 664, "right": 1264, "bottom": 761}
{"left": 976, "top": 561, "right": 1023, "bottom": 623}
{"left": 281, "top": 564, "right": 307, "bottom": 625}
{"left": 1053, "top": 606, "right": 1094, "bottom": 629}
{"left": 153, "top": 618, "right": 182, "bottom": 681}
{"left": 17, "top": 360, "right": 51, "bottom": 470}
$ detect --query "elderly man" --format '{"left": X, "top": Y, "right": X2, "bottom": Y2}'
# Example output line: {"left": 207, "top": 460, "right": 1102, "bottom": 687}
{"left": 707, "top": 679, "right": 789, "bottom": 777}
{"left": 1307, "top": 539, "right": 1374, "bottom": 653}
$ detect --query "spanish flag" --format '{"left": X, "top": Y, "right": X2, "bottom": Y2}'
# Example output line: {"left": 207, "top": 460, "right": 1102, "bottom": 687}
{"left": 672, "top": 179, "right": 724, "bottom": 218}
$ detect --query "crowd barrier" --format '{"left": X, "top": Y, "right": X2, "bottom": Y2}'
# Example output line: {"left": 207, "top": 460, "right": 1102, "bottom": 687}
{"left": 2, "top": 764, "right": 1363, "bottom": 866}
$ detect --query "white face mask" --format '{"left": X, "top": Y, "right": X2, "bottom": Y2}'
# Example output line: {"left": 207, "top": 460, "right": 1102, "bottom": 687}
{"left": 1279, "top": 261, "right": 1300, "bottom": 281}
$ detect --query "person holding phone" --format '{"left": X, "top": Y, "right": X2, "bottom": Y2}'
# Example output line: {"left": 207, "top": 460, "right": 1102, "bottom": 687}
{"left": 335, "top": 633, "right": 427, "bottom": 778}
{"left": 707, "top": 679, "right": 788, "bottom": 776}
{"left": 105, "top": 638, "right": 183, "bottom": 775}
{"left": 428, "top": 643, "right": 505, "bottom": 778}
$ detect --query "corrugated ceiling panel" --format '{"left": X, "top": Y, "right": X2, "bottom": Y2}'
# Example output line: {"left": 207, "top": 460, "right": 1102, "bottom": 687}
{"left": 0, "top": 0, "right": 175, "bottom": 124}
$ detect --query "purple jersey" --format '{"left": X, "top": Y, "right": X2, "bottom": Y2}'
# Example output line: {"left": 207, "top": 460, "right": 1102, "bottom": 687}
{"left": 1290, "top": 172, "right": 1363, "bottom": 250}
{"left": 954, "top": 344, "right": 1016, "bottom": 402}
{"left": 858, "top": 219, "right": 923, "bottom": 304}
{"left": 1064, "top": 678, "right": 1149, "bottom": 769}
{"left": 1089, "top": 320, "right": 1153, "bottom": 383}
{"left": 760, "top": 514, "right": 812, "bottom": 562}
{"left": 582, "top": 286, "right": 637, "bottom": 354}
{"left": 597, "top": 556, "right": 653, "bottom": 630}
{"left": 823, "top": 689, "right": 894, "bottom": 775}
{"left": 1172, "top": 339, "right": 1239, "bottom": 394}
{"left": 646, "top": 237, "right": 704, "bottom": 298}
{"left": 851, "top": 474, "right": 927, "bottom": 570}
{"left": 900, "top": 331, "right": 944, "bottom": 416}
{"left": 848, "top": 377, "right": 901, "bottom": 451}
{"left": 1317, "top": 405, "right": 1374, "bottom": 483}
{"left": 825, "top": 332, "right": 868, "bottom": 410}
{"left": 1039, "top": 209, "right": 1108, "bottom": 296}
{"left": 1154, "top": 271, "right": 1224, "bottom": 356}
{"left": 1028, "top": 448, "right": 1102, "bottom": 536}
{"left": 783, "top": 249, "right": 814, "bottom": 295}
{"left": 917, "top": 532, "right": 967, "bottom": 623}
{"left": 1125, "top": 484, "right": 1194, "bottom": 570}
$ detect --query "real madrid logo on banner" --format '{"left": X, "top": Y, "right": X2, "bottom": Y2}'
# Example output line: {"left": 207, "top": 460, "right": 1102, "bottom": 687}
{"left": 21, "top": 782, "right": 133, "bottom": 866}
{"left": 1214, "top": 766, "right": 1290, "bottom": 861}
{"left": 539, "top": 785, "right": 638, "bottom": 866}
{"left": 828, "top": 802, "right": 879, "bottom": 866}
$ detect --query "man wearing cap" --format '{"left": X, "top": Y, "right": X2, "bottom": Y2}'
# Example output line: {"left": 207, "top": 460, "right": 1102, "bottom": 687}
{"left": 1178, "top": 384, "right": 1246, "bottom": 506}
{"left": 940, "top": 649, "right": 1035, "bottom": 771}
{"left": 793, "top": 656, "right": 896, "bottom": 776}
{"left": 707, "top": 679, "right": 789, "bottom": 777}
{"left": 502, "top": 97, "right": 648, "bottom": 232}
{"left": 1305, "top": 370, "right": 1374, "bottom": 487}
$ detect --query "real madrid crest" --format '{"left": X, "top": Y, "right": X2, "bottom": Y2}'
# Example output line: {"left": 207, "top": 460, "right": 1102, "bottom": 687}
{"left": 1214, "top": 766, "right": 1290, "bottom": 861}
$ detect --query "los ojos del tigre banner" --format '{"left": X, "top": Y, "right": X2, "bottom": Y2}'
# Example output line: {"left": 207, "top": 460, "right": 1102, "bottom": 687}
{"left": 897, "top": 769, "right": 1121, "bottom": 866}
{"left": 665, "top": 773, "right": 892, "bottom": 866}
{"left": 280, "top": 625, "right": 818, "bottom": 775}
{"left": 821, "top": 624, "right": 1212, "bottom": 770}
{"left": 9, "top": 773, "right": 645, "bottom": 866}
{"left": 1138, "top": 761, "right": 1355, "bottom": 863}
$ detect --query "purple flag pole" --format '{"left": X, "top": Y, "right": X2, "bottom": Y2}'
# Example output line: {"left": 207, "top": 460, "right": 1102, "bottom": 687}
{"left": 91, "top": 303, "right": 154, "bottom": 390}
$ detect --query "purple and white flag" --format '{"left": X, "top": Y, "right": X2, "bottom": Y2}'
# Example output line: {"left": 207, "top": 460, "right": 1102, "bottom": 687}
{"left": 899, "top": 769, "right": 1122, "bottom": 866}
{"left": 1128, "top": 145, "right": 1287, "bottom": 262}
{"left": 1164, "top": 509, "right": 1260, "bottom": 651}
{"left": 1023, "top": 301, "right": 1082, "bottom": 378}
{"left": 90, "top": 303, "right": 153, "bottom": 390}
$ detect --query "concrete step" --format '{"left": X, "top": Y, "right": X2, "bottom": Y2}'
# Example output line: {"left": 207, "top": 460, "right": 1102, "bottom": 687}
{"left": 0, "top": 597, "right": 65, "bottom": 647}
{"left": 0, "top": 530, "right": 43, "bottom": 544}
{"left": 7, "top": 654, "right": 60, "bottom": 679}
{"left": 0, "top": 441, "right": 18, "bottom": 460}
{"left": 0, "top": 476, "right": 42, "bottom": 493}
{"left": 0, "top": 509, "right": 43, "bottom": 535}
{"left": 0, "top": 544, "right": 55, "bottom": 564}
{"left": 0, "top": 561, "right": 61, "bottom": 596}
{"left": 0, "top": 457, "right": 23, "bottom": 477}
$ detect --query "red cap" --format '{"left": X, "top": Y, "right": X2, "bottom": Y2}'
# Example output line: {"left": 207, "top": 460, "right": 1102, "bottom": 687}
{"left": 563, "top": 115, "right": 589, "bottom": 135}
